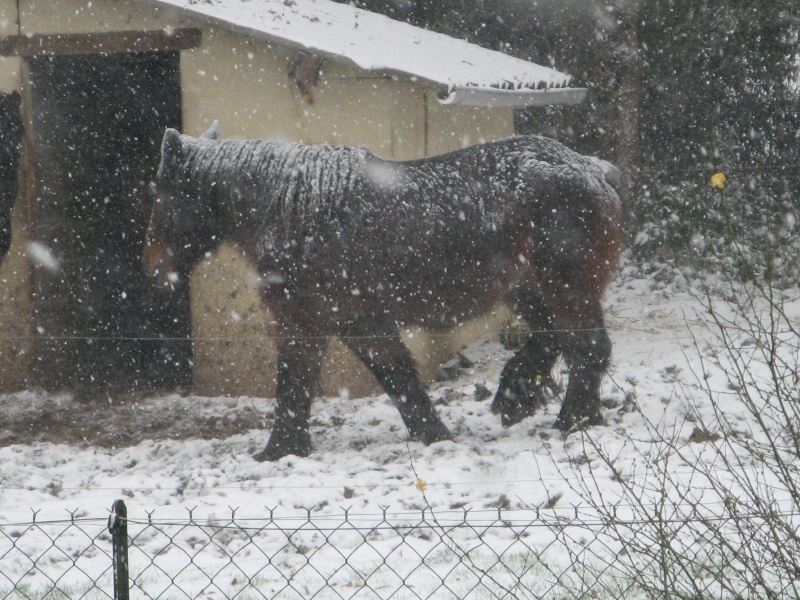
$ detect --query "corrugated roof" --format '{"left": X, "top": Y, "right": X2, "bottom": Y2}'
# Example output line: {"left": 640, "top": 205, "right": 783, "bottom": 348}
{"left": 150, "top": 0, "right": 586, "bottom": 107}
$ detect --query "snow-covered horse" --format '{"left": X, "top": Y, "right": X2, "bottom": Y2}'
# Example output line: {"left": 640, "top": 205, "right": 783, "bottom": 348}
{"left": 0, "top": 91, "right": 23, "bottom": 263}
{"left": 144, "top": 124, "right": 625, "bottom": 461}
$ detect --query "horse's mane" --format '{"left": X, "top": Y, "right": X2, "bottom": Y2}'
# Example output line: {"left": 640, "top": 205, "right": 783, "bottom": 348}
{"left": 177, "top": 136, "right": 365, "bottom": 223}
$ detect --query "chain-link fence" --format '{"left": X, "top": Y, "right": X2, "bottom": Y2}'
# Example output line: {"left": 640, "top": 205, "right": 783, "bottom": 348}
{"left": 3, "top": 498, "right": 797, "bottom": 599}
{"left": 0, "top": 499, "right": 640, "bottom": 600}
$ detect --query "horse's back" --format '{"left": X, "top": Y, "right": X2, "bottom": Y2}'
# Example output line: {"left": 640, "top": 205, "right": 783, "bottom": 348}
{"left": 407, "top": 135, "right": 625, "bottom": 303}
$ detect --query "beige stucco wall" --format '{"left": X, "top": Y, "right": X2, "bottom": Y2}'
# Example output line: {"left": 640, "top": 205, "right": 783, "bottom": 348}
{"left": 1, "top": 0, "right": 517, "bottom": 398}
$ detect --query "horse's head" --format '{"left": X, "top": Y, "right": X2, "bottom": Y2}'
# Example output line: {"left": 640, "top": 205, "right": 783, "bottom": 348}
{"left": 144, "top": 124, "right": 224, "bottom": 287}
{"left": 0, "top": 91, "right": 23, "bottom": 262}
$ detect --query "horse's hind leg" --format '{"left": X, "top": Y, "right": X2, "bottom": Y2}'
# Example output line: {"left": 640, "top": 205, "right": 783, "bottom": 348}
{"left": 552, "top": 295, "right": 611, "bottom": 430}
{"left": 492, "top": 290, "right": 561, "bottom": 426}
{"left": 253, "top": 336, "right": 327, "bottom": 461}
{"left": 341, "top": 333, "right": 452, "bottom": 445}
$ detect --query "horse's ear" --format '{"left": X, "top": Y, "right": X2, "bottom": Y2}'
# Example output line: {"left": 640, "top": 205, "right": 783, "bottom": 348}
{"left": 161, "top": 128, "right": 183, "bottom": 166}
{"left": 201, "top": 120, "right": 220, "bottom": 140}
{"left": 9, "top": 90, "right": 20, "bottom": 108}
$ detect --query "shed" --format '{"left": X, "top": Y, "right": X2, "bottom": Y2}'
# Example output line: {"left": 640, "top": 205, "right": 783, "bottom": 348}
{"left": 0, "top": 0, "right": 586, "bottom": 396}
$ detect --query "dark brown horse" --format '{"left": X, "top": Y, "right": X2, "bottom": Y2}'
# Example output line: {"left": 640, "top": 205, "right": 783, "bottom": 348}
{"left": 0, "top": 91, "right": 23, "bottom": 263}
{"left": 144, "top": 124, "right": 624, "bottom": 461}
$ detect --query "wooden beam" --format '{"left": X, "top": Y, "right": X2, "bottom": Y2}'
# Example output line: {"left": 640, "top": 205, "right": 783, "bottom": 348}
{"left": 0, "top": 28, "right": 201, "bottom": 57}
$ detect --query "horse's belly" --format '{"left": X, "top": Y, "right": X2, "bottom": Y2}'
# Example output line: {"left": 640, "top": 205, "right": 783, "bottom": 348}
{"left": 358, "top": 258, "right": 524, "bottom": 329}
{"left": 261, "top": 245, "right": 527, "bottom": 332}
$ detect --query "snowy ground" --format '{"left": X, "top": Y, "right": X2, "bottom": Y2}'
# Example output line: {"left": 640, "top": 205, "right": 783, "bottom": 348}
{"left": 0, "top": 270, "right": 784, "bottom": 597}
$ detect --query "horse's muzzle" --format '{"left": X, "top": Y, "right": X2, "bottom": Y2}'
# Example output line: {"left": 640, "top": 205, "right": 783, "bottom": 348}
{"left": 142, "top": 237, "right": 179, "bottom": 286}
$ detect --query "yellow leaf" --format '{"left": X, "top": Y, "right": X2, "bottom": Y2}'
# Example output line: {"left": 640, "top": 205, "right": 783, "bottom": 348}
{"left": 710, "top": 172, "right": 727, "bottom": 190}
{"left": 415, "top": 478, "right": 427, "bottom": 492}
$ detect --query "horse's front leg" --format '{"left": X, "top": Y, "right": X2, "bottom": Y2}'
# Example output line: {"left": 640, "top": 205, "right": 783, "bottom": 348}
{"left": 341, "top": 332, "right": 452, "bottom": 445}
{"left": 253, "top": 336, "right": 327, "bottom": 461}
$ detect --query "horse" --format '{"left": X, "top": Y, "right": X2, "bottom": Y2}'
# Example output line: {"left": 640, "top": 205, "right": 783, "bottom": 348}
{"left": 144, "top": 124, "right": 625, "bottom": 461}
{"left": 0, "top": 91, "right": 23, "bottom": 263}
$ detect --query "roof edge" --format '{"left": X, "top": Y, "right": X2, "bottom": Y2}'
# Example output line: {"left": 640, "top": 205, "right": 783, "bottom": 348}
{"left": 437, "top": 86, "right": 588, "bottom": 108}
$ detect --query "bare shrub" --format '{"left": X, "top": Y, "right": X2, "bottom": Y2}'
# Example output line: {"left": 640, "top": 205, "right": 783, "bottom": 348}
{"left": 571, "top": 271, "right": 800, "bottom": 598}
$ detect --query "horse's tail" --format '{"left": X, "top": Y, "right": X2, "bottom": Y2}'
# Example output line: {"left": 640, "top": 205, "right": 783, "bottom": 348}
{"left": 590, "top": 157, "right": 628, "bottom": 247}
{"left": 590, "top": 157, "right": 627, "bottom": 210}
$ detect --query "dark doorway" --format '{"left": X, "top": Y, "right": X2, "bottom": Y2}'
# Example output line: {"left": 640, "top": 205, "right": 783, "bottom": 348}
{"left": 27, "top": 51, "right": 191, "bottom": 391}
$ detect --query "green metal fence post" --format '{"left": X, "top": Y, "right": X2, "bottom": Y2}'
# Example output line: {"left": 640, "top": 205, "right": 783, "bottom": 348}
{"left": 108, "top": 499, "right": 130, "bottom": 600}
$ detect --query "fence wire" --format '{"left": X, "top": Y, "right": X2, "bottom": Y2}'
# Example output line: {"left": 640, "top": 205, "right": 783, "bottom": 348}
{"left": 1, "top": 502, "right": 795, "bottom": 600}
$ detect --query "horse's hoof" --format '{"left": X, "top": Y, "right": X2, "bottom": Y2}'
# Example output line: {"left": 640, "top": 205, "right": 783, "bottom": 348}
{"left": 252, "top": 449, "right": 272, "bottom": 462}
{"left": 553, "top": 411, "right": 605, "bottom": 432}
{"left": 424, "top": 428, "right": 453, "bottom": 445}
{"left": 415, "top": 418, "right": 453, "bottom": 445}
{"left": 500, "top": 404, "right": 537, "bottom": 427}
{"left": 252, "top": 444, "right": 310, "bottom": 462}
{"left": 254, "top": 430, "right": 311, "bottom": 461}
{"left": 553, "top": 415, "right": 573, "bottom": 432}
{"left": 587, "top": 412, "right": 606, "bottom": 426}
{"left": 491, "top": 388, "right": 542, "bottom": 427}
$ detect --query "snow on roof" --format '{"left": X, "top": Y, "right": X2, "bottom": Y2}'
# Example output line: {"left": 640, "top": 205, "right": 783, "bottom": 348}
{"left": 150, "top": 0, "right": 587, "bottom": 107}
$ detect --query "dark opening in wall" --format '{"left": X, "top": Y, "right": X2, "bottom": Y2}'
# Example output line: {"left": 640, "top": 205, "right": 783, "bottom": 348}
{"left": 28, "top": 51, "right": 192, "bottom": 391}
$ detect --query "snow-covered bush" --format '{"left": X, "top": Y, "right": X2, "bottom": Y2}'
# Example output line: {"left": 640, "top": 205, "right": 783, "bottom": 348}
{"left": 629, "top": 172, "right": 800, "bottom": 286}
